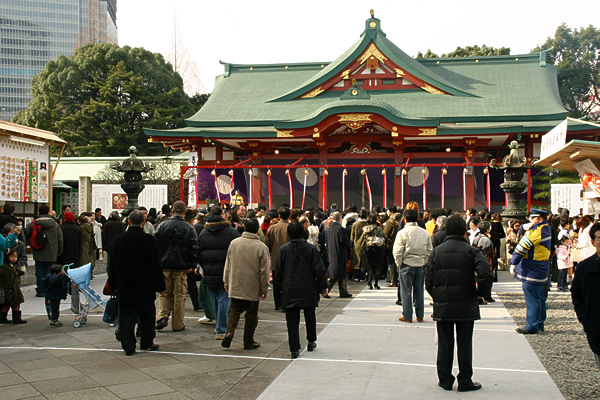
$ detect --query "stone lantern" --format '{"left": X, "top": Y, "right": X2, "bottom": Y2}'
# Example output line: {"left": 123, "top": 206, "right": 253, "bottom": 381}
{"left": 489, "top": 140, "right": 531, "bottom": 222}
{"left": 109, "top": 146, "right": 155, "bottom": 216}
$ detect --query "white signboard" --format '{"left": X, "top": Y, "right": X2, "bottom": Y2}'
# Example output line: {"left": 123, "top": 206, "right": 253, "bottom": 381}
{"left": 188, "top": 152, "right": 198, "bottom": 208}
{"left": 540, "top": 120, "right": 568, "bottom": 160}
{"left": 0, "top": 135, "right": 50, "bottom": 203}
{"left": 92, "top": 184, "right": 168, "bottom": 214}
{"left": 551, "top": 183, "right": 582, "bottom": 214}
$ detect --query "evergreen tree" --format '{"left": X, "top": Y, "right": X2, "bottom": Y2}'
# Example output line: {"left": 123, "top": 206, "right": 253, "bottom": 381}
{"left": 13, "top": 43, "right": 195, "bottom": 156}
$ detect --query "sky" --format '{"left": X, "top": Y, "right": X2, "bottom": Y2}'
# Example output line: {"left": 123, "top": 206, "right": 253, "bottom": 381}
{"left": 117, "top": 0, "right": 600, "bottom": 94}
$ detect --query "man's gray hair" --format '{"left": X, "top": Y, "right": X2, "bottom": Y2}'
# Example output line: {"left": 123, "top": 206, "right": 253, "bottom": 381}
{"left": 332, "top": 211, "right": 342, "bottom": 221}
{"left": 129, "top": 210, "right": 144, "bottom": 226}
{"left": 110, "top": 211, "right": 120, "bottom": 219}
{"left": 436, "top": 215, "right": 448, "bottom": 229}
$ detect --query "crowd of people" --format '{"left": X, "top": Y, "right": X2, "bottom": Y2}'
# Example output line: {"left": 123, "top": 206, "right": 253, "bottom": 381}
{"left": 1, "top": 198, "right": 599, "bottom": 390}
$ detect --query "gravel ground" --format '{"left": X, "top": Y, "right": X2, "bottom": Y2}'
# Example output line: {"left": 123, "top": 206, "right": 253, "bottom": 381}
{"left": 498, "top": 291, "right": 600, "bottom": 400}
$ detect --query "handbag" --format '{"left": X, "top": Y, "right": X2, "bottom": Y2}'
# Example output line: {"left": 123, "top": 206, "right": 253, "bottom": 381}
{"left": 0, "top": 286, "right": 15, "bottom": 304}
{"left": 102, "top": 295, "right": 118, "bottom": 324}
{"left": 102, "top": 278, "right": 112, "bottom": 296}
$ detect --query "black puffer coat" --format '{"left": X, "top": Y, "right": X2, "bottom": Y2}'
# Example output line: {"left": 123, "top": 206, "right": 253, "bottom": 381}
{"left": 275, "top": 238, "right": 328, "bottom": 309}
{"left": 425, "top": 235, "right": 492, "bottom": 321}
{"left": 198, "top": 215, "right": 239, "bottom": 288}
{"left": 58, "top": 221, "right": 81, "bottom": 268}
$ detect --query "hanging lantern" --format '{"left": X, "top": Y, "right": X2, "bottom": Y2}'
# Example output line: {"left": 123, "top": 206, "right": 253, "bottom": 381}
{"left": 483, "top": 167, "right": 489, "bottom": 174}
{"left": 248, "top": 168, "right": 253, "bottom": 175}
{"left": 343, "top": 169, "right": 348, "bottom": 176}
{"left": 382, "top": 169, "right": 386, "bottom": 175}
{"left": 267, "top": 169, "right": 271, "bottom": 176}
{"left": 211, "top": 169, "right": 216, "bottom": 176}
{"left": 228, "top": 170, "right": 234, "bottom": 176}
{"left": 361, "top": 169, "right": 366, "bottom": 175}
{"left": 285, "top": 169, "right": 289, "bottom": 175}
{"left": 464, "top": 167, "right": 468, "bottom": 174}
{"left": 304, "top": 169, "right": 309, "bottom": 176}
{"left": 442, "top": 168, "right": 447, "bottom": 175}
{"left": 324, "top": 169, "right": 329, "bottom": 176}
{"left": 402, "top": 168, "right": 407, "bottom": 176}
{"left": 422, "top": 168, "right": 427, "bottom": 175}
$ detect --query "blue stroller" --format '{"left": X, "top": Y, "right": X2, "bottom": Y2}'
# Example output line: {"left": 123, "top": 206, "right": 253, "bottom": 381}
{"left": 63, "top": 263, "right": 106, "bottom": 328}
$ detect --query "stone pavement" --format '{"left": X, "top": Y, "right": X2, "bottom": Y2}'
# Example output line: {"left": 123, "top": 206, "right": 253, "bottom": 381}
{"left": 1, "top": 268, "right": 564, "bottom": 399}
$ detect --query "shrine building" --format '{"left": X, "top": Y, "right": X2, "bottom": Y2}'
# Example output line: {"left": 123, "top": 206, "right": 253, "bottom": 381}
{"left": 145, "top": 11, "right": 600, "bottom": 211}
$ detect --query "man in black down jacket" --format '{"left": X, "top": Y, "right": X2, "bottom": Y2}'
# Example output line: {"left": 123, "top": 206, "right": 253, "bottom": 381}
{"left": 275, "top": 221, "right": 329, "bottom": 359}
{"left": 57, "top": 212, "right": 81, "bottom": 268}
{"left": 154, "top": 201, "right": 199, "bottom": 332}
{"left": 109, "top": 210, "right": 165, "bottom": 356}
{"left": 571, "top": 222, "right": 600, "bottom": 370}
{"left": 425, "top": 215, "right": 492, "bottom": 392}
{"left": 198, "top": 206, "right": 239, "bottom": 339}
{"left": 102, "top": 211, "right": 126, "bottom": 266}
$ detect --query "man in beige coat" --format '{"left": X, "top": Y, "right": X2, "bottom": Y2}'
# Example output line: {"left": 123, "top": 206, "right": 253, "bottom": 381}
{"left": 222, "top": 219, "right": 270, "bottom": 350}
{"left": 266, "top": 206, "right": 290, "bottom": 309}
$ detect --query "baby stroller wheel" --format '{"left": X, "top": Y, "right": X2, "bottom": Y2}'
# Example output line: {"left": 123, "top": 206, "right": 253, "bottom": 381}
{"left": 73, "top": 320, "right": 82, "bottom": 328}
{"left": 81, "top": 317, "right": 87, "bottom": 325}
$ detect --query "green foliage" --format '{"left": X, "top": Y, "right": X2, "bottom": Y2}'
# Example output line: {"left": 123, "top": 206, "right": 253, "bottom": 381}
{"left": 189, "top": 93, "right": 211, "bottom": 113}
{"left": 533, "top": 23, "right": 600, "bottom": 120}
{"left": 532, "top": 167, "right": 581, "bottom": 204}
{"left": 417, "top": 45, "right": 511, "bottom": 59}
{"left": 12, "top": 43, "right": 195, "bottom": 156}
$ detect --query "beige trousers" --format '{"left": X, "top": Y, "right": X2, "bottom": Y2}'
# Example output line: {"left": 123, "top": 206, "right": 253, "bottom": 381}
{"left": 157, "top": 270, "right": 188, "bottom": 330}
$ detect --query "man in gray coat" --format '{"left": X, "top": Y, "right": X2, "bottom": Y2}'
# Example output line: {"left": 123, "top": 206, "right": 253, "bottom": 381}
{"left": 25, "top": 205, "right": 63, "bottom": 297}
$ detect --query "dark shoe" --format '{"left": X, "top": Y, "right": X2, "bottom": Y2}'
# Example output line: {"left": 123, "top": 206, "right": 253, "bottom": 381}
{"left": 12, "top": 311, "right": 27, "bottom": 324}
{"left": 115, "top": 329, "right": 120, "bottom": 341}
{"left": 244, "top": 341, "right": 260, "bottom": 350}
{"left": 395, "top": 300, "right": 402, "bottom": 306}
{"left": 274, "top": 305, "right": 282, "bottom": 311}
{"left": 155, "top": 318, "right": 168, "bottom": 330}
{"left": 125, "top": 350, "right": 136, "bottom": 356}
{"left": 322, "top": 294, "right": 330, "bottom": 299}
{"left": 0, "top": 312, "right": 10, "bottom": 324}
{"left": 221, "top": 334, "right": 233, "bottom": 348}
{"left": 35, "top": 293, "right": 44, "bottom": 298}
{"left": 193, "top": 306, "right": 203, "bottom": 312}
{"left": 141, "top": 344, "right": 160, "bottom": 351}
{"left": 478, "top": 298, "right": 487, "bottom": 305}
{"left": 172, "top": 326, "right": 185, "bottom": 332}
{"left": 374, "top": 285, "right": 380, "bottom": 290}
{"left": 438, "top": 381, "right": 453, "bottom": 391}
{"left": 516, "top": 327, "right": 536, "bottom": 335}
{"left": 368, "top": 284, "right": 373, "bottom": 290}
{"left": 340, "top": 294, "right": 353, "bottom": 298}
{"left": 484, "top": 297, "right": 496, "bottom": 303}
{"left": 458, "top": 381, "right": 482, "bottom": 392}
{"left": 307, "top": 342, "right": 317, "bottom": 352}
{"left": 291, "top": 350, "right": 300, "bottom": 359}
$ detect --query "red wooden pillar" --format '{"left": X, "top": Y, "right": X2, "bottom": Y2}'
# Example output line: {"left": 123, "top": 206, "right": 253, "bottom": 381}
{"left": 318, "top": 149, "right": 328, "bottom": 210}
{"left": 393, "top": 144, "right": 404, "bottom": 207}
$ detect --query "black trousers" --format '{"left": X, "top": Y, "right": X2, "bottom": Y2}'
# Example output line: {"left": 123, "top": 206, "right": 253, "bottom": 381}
{"left": 285, "top": 307, "right": 317, "bottom": 352}
{"left": 226, "top": 298, "right": 259, "bottom": 347}
{"left": 119, "top": 302, "right": 156, "bottom": 354}
{"left": 45, "top": 299, "right": 61, "bottom": 321}
{"left": 187, "top": 272, "right": 200, "bottom": 309}
{"left": 436, "top": 320, "right": 475, "bottom": 385}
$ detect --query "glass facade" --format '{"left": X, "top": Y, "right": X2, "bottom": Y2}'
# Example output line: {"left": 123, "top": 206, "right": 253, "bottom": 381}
{"left": 0, "top": 0, "right": 118, "bottom": 121}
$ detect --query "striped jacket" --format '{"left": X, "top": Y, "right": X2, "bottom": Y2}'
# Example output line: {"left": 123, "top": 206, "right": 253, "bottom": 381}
{"left": 510, "top": 221, "right": 552, "bottom": 285}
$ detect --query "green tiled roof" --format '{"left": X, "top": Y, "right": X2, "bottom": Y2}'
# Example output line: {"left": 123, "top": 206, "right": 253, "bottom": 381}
{"left": 155, "top": 15, "right": 567, "bottom": 136}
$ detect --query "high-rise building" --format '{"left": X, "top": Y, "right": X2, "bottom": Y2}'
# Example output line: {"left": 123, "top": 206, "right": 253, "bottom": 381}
{"left": 0, "top": 0, "right": 117, "bottom": 121}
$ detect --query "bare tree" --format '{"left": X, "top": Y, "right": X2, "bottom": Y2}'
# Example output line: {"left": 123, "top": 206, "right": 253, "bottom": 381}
{"left": 76, "top": 0, "right": 117, "bottom": 49}
{"left": 165, "top": 13, "right": 204, "bottom": 95}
